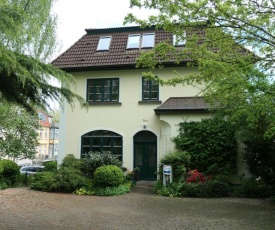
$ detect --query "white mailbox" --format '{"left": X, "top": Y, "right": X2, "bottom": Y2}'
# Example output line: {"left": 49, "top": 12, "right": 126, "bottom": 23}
{"left": 163, "top": 165, "right": 173, "bottom": 187}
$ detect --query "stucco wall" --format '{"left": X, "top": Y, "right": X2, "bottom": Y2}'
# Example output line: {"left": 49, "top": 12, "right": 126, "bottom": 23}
{"left": 58, "top": 67, "right": 207, "bottom": 170}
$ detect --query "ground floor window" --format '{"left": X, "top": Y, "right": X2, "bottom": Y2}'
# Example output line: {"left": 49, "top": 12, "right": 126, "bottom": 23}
{"left": 81, "top": 130, "right": 122, "bottom": 161}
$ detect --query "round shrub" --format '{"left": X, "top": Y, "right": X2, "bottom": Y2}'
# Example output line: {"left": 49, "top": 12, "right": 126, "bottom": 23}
{"left": 0, "top": 159, "right": 20, "bottom": 185}
{"left": 93, "top": 165, "right": 124, "bottom": 187}
{"left": 82, "top": 151, "right": 122, "bottom": 179}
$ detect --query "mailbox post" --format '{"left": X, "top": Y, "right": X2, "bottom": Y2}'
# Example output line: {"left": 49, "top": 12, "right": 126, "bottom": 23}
{"left": 163, "top": 165, "right": 173, "bottom": 187}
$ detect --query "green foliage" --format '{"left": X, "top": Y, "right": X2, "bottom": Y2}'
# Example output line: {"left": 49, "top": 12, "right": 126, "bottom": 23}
{"left": 159, "top": 150, "right": 190, "bottom": 182}
{"left": 81, "top": 151, "right": 122, "bottom": 179}
{"left": 93, "top": 165, "right": 124, "bottom": 187}
{"left": 233, "top": 179, "right": 272, "bottom": 198}
{"left": 174, "top": 118, "right": 237, "bottom": 176}
{"left": 0, "top": 101, "right": 39, "bottom": 159}
{"left": 0, "top": 159, "right": 20, "bottom": 186}
{"left": 60, "top": 154, "right": 84, "bottom": 171}
{"left": 125, "top": 0, "right": 275, "bottom": 188}
{"left": 153, "top": 180, "right": 231, "bottom": 198}
{"left": 155, "top": 182, "right": 184, "bottom": 197}
{"left": 240, "top": 119, "right": 275, "bottom": 186}
{"left": 31, "top": 167, "right": 89, "bottom": 193}
{"left": 0, "top": 0, "right": 87, "bottom": 113}
{"left": 42, "top": 161, "right": 57, "bottom": 172}
{"left": 92, "top": 183, "right": 131, "bottom": 196}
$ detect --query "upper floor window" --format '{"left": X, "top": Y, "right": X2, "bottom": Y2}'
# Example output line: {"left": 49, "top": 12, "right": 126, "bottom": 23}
{"left": 142, "top": 77, "right": 159, "bottom": 100}
{"left": 87, "top": 78, "right": 119, "bottom": 102}
{"left": 173, "top": 33, "right": 186, "bottom": 46}
{"left": 97, "top": 36, "right": 112, "bottom": 51}
{"left": 38, "top": 113, "right": 46, "bottom": 122}
{"left": 142, "top": 33, "right": 155, "bottom": 48}
{"left": 127, "top": 33, "right": 155, "bottom": 49}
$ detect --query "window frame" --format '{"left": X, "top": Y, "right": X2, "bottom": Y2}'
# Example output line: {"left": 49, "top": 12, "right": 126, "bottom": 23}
{"left": 126, "top": 34, "right": 141, "bottom": 49}
{"left": 127, "top": 33, "right": 155, "bottom": 49}
{"left": 142, "top": 77, "right": 159, "bottom": 101}
{"left": 97, "top": 36, "right": 112, "bottom": 51}
{"left": 81, "top": 130, "right": 123, "bottom": 161}
{"left": 141, "top": 33, "right": 155, "bottom": 48}
{"left": 86, "top": 78, "right": 120, "bottom": 103}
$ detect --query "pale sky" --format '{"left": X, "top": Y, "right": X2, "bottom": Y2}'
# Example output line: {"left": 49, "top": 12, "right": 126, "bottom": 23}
{"left": 53, "top": 0, "right": 156, "bottom": 58}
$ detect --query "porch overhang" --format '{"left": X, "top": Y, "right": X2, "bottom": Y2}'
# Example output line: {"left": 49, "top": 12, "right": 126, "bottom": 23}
{"left": 154, "top": 97, "right": 209, "bottom": 115}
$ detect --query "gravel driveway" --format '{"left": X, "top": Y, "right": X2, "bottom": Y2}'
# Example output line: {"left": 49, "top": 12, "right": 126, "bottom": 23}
{"left": 0, "top": 186, "right": 274, "bottom": 230}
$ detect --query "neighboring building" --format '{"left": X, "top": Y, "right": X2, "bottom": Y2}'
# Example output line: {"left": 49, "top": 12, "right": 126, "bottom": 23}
{"left": 37, "top": 111, "right": 59, "bottom": 161}
{"left": 52, "top": 26, "right": 211, "bottom": 180}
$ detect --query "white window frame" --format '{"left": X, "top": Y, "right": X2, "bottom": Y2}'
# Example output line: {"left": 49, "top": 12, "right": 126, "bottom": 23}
{"left": 97, "top": 36, "right": 112, "bottom": 51}
{"left": 127, "top": 33, "right": 155, "bottom": 49}
{"left": 142, "top": 33, "right": 155, "bottom": 48}
{"left": 127, "top": 34, "right": 141, "bottom": 49}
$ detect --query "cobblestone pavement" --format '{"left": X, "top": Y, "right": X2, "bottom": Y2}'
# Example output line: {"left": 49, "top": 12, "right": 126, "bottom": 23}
{"left": 0, "top": 186, "right": 275, "bottom": 230}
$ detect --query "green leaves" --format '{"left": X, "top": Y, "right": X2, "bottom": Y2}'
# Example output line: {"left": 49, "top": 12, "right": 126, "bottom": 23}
{"left": 173, "top": 118, "right": 238, "bottom": 176}
{"left": 0, "top": 0, "right": 87, "bottom": 113}
{"left": 0, "top": 100, "right": 39, "bottom": 160}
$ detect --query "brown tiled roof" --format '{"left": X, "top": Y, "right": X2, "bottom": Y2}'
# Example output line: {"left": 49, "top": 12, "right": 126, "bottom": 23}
{"left": 51, "top": 26, "right": 187, "bottom": 71}
{"left": 154, "top": 97, "right": 209, "bottom": 114}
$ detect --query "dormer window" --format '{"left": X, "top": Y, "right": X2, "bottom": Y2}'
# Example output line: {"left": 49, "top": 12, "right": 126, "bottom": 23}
{"left": 127, "top": 33, "right": 155, "bottom": 49}
{"left": 97, "top": 36, "right": 112, "bottom": 51}
{"left": 173, "top": 33, "right": 186, "bottom": 46}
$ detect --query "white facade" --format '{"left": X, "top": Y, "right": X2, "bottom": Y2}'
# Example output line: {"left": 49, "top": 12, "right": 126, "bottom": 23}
{"left": 58, "top": 66, "right": 208, "bottom": 179}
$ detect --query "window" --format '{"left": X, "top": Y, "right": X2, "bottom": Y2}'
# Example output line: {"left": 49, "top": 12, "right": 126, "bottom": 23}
{"left": 142, "top": 33, "right": 155, "bottom": 48}
{"left": 44, "top": 130, "right": 48, "bottom": 139}
{"left": 39, "top": 129, "right": 43, "bottom": 139}
{"left": 50, "top": 128, "right": 59, "bottom": 139}
{"left": 97, "top": 36, "right": 112, "bottom": 50}
{"left": 87, "top": 78, "right": 119, "bottom": 102}
{"left": 38, "top": 113, "right": 46, "bottom": 121}
{"left": 173, "top": 33, "right": 186, "bottom": 46}
{"left": 127, "top": 33, "right": 155, "bottom": 49}
{"left": 81, "top": 130, "right": 123, "bottom": 161}
{"left": 142, "top": 77, "right": 159, "bottom": 100}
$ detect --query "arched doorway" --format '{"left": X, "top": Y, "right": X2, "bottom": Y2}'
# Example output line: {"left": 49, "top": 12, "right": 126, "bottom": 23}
{"left": 133, "top": 131, "right": 157, "bottom": 181}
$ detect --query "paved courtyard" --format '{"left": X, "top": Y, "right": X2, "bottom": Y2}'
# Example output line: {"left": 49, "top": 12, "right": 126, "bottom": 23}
{"left": 0, "top": 186, "right": 274, "bottom": 230}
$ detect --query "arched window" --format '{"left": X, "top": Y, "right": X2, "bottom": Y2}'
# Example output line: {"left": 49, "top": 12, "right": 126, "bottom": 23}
{"left": 81, "top": 130, "right": 122, "bottom": 161}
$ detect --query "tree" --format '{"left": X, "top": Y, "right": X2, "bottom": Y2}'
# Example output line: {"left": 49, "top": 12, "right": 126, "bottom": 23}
{"left": 124, "top": 0, "right": 275, "bottom": 132}
{"left": 0, "top": 101, "right": 39, "bottom": 160}
{"left": 0, "top": 0, "right": 86, "bottom": 113}
{"left": 124, "top": 0, "right": 275, "bottom": 184}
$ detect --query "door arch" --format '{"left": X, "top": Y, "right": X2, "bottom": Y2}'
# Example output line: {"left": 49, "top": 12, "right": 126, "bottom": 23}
{"left": 133, "top": 131, "right": 157, "bottom": 181}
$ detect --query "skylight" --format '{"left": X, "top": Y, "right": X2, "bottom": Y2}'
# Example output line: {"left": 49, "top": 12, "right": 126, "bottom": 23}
{"left": 97, "top": 36, "right": 112, "bottom": 51}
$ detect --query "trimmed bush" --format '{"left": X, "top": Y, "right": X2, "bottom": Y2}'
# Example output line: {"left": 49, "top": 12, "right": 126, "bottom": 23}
{"left": 159, "top": 150, "right": 190, "bottom": 182}
{"left": 233, "top": 179, "right": 272, "bottom": 198}
{"left": 82, "top": 151, "right": 122, "bottom": 179}
{"left": 93, "top": 165, "right": 124, "bottom": 187}
{"left": 153, "top": 180, "right": 231, "bottom": 198}
{"left": 42, "top": 161, "right": 57, "bottom": 172}
{"left": 31, "top": 167, "right": 90, "bottom": 193}
{"left": 0, "top": 159, "right": 20, "bottom": 185}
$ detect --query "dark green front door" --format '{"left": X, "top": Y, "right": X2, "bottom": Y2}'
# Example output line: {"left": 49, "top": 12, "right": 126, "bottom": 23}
{"left": 134, "top": 131, "right": 157, "bottom": 181}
